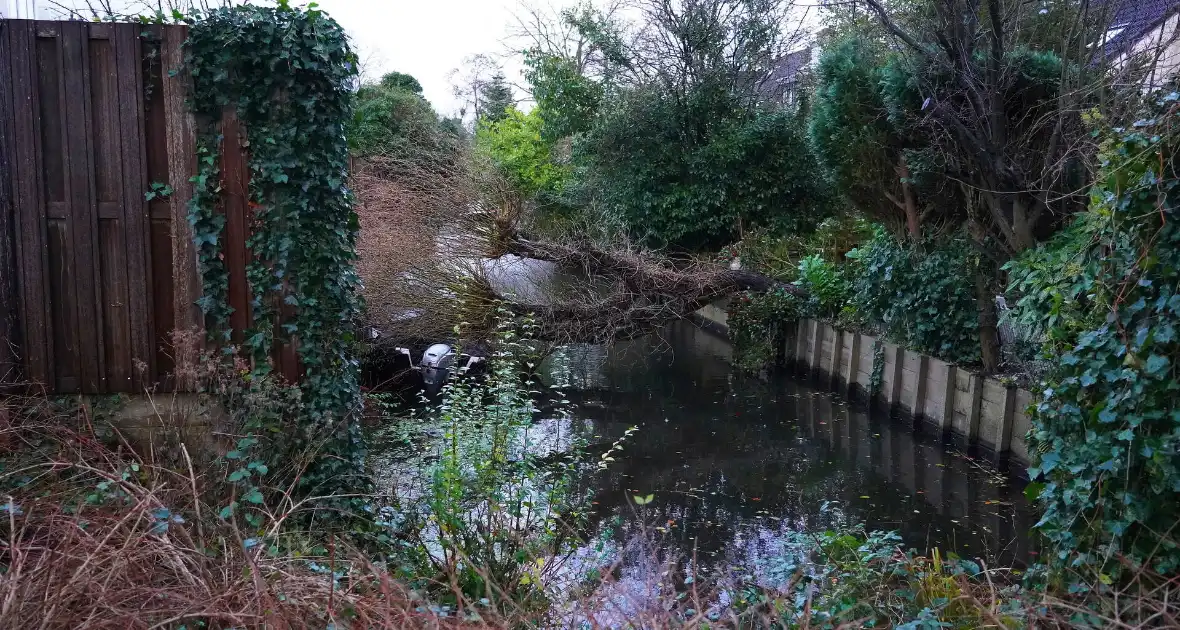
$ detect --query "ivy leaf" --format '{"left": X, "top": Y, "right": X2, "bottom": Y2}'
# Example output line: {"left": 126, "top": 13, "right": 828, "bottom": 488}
{"left": 219, "top": 503, "right": 236, "bottom": 519}
{"left": 1146, "top": 354, "right": 1170, "bottom": 376}
{"left": 1024, "top": 481, "right": 1045, "bottom": 501}
{"left": 244, "top": 489, "right": 265, "bottom": 504}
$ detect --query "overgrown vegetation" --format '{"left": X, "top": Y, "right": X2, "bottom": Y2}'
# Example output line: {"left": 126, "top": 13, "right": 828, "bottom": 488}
{"left": 186, "top": 3, "right": 368, "bottom": 503}
{"left": 385, "top": 314, "right": 590, "bottom": 612}
{"left": 9, "top": 0, "right": 1180, "bottom": 626}
{"left": 1009, "top": 94, "right": 1180, "bottom": 582}
{"left": 852, "top": 235, "right": 981, "bottom": 365}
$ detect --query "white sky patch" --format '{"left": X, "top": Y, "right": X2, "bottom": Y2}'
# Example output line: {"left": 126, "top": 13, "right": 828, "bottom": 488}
{"left": 1, "top": 0, "right": 579, "bottom": 116}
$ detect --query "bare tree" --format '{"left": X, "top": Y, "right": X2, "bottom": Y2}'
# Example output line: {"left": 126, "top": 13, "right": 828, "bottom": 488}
{"left": 508, "top": 0, "right": 634, "bottom": 86}
{"left": 447, "top": 53, "right": 504, "bottom": 126}
{"left": 627, "top": 0, "right": 805, "bottom": 102}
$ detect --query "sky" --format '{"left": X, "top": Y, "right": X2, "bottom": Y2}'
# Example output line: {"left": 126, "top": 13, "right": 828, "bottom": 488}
{"left": 1, "top": 0, "right": 562, "bottom": 117}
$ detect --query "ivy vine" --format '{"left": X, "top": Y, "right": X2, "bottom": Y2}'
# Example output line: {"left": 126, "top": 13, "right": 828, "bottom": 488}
{"left": 869, "top": 338, "right": 885, "bottom": 397}
{"left": 185, "top": 2, "right": 367, "bottom": 499}
{"left": 1009, "top": 92, "right": 1180, "bottom": 580}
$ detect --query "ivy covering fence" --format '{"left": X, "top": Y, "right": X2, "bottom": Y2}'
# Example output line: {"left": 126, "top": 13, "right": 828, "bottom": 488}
{"left": 186, "top": 2, "right": 367, "bottom": 501}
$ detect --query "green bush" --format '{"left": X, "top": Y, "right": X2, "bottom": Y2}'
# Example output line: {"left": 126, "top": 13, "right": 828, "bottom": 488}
{"left": 578, "top": 85, "right": 833, "bottom": 251}
{"left": 727, "top": 253, "right": 853, "bottom": 371}
{"left": 852, "top": 234, "right": 980, "bottom": 365}
{"left": 1009, "top": 96, "right": 1180, "bottom": 578}
{"left": 797, "top": 253, "right": 853, "bottom": 320}
{"left": 476, "top": 107, "right": 568, "bottom": 199}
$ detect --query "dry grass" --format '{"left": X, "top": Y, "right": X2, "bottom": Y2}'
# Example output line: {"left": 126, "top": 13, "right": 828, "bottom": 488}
{"left": 0, "top": 397, "right": 493, "bottom": 630}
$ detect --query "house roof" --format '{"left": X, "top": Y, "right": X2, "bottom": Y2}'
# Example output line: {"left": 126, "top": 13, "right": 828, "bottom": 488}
{"left": 758, "top": 47, "right": 811, "bottom": 100}
{"left": 1099, "top": 0, "right": 1180, "bottom": 58}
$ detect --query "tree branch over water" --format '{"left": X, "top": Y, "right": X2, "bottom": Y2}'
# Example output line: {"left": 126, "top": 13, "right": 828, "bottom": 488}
{"left": 494, "top": 235, "right": 801, "bottom": 343}
{"left": 354, "top": 150, "right": 798, "bottom": 346}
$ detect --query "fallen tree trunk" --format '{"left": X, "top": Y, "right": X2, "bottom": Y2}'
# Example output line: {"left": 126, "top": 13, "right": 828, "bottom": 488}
{"left": 505, "top": 237, "right": 799, "bottom": 298}
{"left": 490, "top": 235, "right": 803, "bottom": 344}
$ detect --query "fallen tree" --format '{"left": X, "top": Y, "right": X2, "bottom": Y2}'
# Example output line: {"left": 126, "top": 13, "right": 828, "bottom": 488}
{"left": 354, "top": 149, "right": 797, "bottom": 348}
{"left": 496, "top": 236, "right": 800, "bottom": 343}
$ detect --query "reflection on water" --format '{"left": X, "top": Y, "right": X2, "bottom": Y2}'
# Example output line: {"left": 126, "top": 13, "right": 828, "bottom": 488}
{"left": 544, "top": 321, "right": 1034, "bottom": 575}
{"left": 369, "top": 319, "right": 1034, "bottom": 598}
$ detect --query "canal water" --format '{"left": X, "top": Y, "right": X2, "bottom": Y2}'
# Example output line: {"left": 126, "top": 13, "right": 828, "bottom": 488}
{"left": 370, "top": 319, "right": 1034, "bottom": 588}
{"left": 543, "top": 321, "right": 1034, "bottom": 573}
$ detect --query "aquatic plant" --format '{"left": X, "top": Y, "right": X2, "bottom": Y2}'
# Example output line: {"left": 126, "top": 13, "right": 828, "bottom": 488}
{"left": 388, "top": 312, "right": 593, "bottom": 611}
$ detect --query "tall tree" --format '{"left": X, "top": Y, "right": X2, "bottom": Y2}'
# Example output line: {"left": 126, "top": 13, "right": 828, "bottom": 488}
{"left": 817, "top": 0, "right": 1148, "bottom": 371}
{"left": 479, "top": 73, "right": 516, "bottom": 123}
{"left": 514, "top": 1, "right": 632, "bottom": 138}
{"left": 809, "top": 38, "right": 929, "bottom": 240}
{"left": 574, "top": 0, "right": 832, "bottom": 250}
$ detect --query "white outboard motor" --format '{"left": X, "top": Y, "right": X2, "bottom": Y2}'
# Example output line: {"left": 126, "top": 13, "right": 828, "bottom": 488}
{"left": 421, "top": 343, "right": 456, "bottom": 393}
{"left": 393, "top": 343, "right": 487, "bottom": 395}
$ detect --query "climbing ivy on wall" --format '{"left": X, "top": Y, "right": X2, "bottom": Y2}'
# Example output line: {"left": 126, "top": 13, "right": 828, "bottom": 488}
{"left": 1009, "top": 93, "right": 1180, "bottom": 579}
{"left": 185, "top": 2, "right": 367, "bottom": 497}
{"left": 852, "top": 234, "right": 981, "bottom": 366}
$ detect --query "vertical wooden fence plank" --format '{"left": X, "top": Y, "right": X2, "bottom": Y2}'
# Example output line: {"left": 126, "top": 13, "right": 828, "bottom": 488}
{"left": 61, "top": 21, "right": 106, "bottom": 392}
{"left": 845, "top": 332, "right": 861, "bottom": 396}
{"left": 115, "top": 22, "right": 153, "bottom": 391}
{"left": 0, "top": 20, "right": 21, "bottom": 387}
{"left": 13, "top": 21, "right": 55, "bottom": 390}
{"left": 220, "top": 108, "right": 252, "bottom": 345}
{"left": 161, "top": 25, "right": 201, "bottom": 389}
{"left": 967, "top": 373, "right": 984, "bottom": 443}
{"left": 912, "top": 354, "right": 928, "bottom": 429}
{"left": 88, "top": 22, "right": 133, "bottom": 392}
{"left": 810, "top": 320, "right": 823, "bottom": 375}
{"left": 142, "top": 25, "right": 174, "bottom": 386}
{"left": 941, "top": 365, "right": 957, "bottom": 435}
{"left": 828, "top": 326, "right": 842, "bottom": 389}
{"left": 998, "top": 384, "right": 1017, "bottom": 458}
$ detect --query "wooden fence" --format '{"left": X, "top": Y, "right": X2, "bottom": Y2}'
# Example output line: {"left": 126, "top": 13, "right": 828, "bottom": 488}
{"left": 0, "top": 20, "right": 266, "bottom": 394}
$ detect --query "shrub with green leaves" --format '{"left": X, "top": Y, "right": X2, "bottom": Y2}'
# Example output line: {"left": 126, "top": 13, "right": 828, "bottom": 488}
{"left": 852, "top": 234, "right": 980, "bottom": 365}
{"left": 796, "top": 253, "right": 853, "bottom": 320}
{"left": 578, "top": 85, "right": 833, "bottom": 251}
{"left": 476, "top": 107, "right": 568, "bottom": 199}
{"left": 1009, "top": 96, "right": 1180, "bottom": 578}
{"left": 391, "top": 313, "right": 589, "bottom": 609}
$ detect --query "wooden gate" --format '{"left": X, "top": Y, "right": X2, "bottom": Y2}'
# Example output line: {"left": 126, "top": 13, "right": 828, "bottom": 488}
{"left": 0, "top": 21, "right": 203, "bottom": 394}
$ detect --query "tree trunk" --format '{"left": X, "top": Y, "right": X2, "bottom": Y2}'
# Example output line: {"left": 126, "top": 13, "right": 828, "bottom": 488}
{"left": 896, "top": 154, "right": 921, "bottom": 239}
{"left": 1010, "top": 197, "right": 1036, "bottom": 252}
{"left": 974, "top": 267, "right": 1001, "bottom": 373}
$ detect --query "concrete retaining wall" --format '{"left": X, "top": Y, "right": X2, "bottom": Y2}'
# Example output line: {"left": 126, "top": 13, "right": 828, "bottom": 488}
{"left": 783, "top": 319, "right": 1032, "bottom": 467}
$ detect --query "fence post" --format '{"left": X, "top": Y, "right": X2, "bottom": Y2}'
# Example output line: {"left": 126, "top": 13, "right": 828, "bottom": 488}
{"left": 0, "top": 20, "right": 20, "bottom": 388}
{"left": 161, "top": 26, "right": 202, "bottom": 390}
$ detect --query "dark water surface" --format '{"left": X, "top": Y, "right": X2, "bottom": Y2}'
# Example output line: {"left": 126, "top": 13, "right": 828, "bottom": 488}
{"left": 544, "top": 321, "right": 1034, "bottom": 571}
